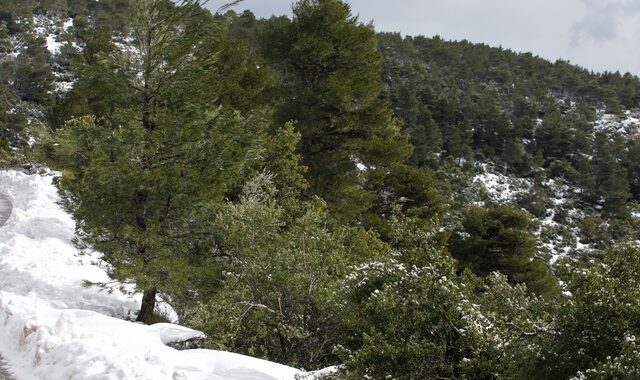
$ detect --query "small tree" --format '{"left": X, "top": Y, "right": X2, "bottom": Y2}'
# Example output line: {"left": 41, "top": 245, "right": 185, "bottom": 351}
{"left": 449, "top": 205, "right": 558, "bottom": 296}
{"left": 593, "top": 131, "right": 631, "bottom": 217}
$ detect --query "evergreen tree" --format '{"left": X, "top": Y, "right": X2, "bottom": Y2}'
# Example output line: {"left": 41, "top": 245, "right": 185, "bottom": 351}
{"left": 627, "top": 140, "right": 640, "bottom": 200}
{"left": 445, "top": 120, "right": 474, "bottom": 165}
{"left": 472, "top": 92, "right": 510, "bottom": 158}
{"left": 449, "top": 206, "right": 558, "bottom": 296}
{"left": 260, "top": 0, "right": 413, "bottom": 222}
{"left": 593, "top": 132, "right": 631, "bottom": 217}
{"left": 534, "top": 108, "right": 573, "bottom": 165}
{"left": 408, "top": 106, "right": 442, "bottom": 168}
{"left": 45, "top": 0, "right": 268, "bottom": 323}
{"left": 11, "top": 37, "right": 54, "bottom": 105}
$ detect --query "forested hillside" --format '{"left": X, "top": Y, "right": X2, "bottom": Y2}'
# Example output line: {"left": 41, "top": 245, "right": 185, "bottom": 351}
{"left": 376, "top": 33, "right": 640, "bottom": 261}
{"left": 1, "top": 0, "right": 640, "bottom": 378}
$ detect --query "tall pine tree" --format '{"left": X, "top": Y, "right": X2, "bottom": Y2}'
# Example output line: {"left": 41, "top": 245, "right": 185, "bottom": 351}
{"left": 45, "top": 0, "right": 268, "bottom": 323}
{"left": 260, "top": 0, "right": 414, "bottom": 222}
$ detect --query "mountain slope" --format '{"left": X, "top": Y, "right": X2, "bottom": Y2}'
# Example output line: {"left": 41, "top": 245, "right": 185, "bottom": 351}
{"left": 377, "top": 32, "right": 640, "bottom": 261}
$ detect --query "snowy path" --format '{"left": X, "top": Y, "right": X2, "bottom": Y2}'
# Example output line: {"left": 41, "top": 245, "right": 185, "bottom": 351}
{"left": 0, "top": 356, "right": 14, "bottom": 380}
{"left": 0, "top": 170, "right": 322, "bottom": 380}
{"left": 0, "top": 196, "right": 10, "bottom": 227}
{"left": 0, "top": 197, "right": 14, "bottom": 379}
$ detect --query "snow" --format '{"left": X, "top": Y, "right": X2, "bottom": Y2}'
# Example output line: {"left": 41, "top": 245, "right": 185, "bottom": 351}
{"left": 54, "top": 80, "right": 75, "bottom": 94}
{"left": 594, "top": 108, "right": 640, "bottom": 135}
{"left": 147, "top": 324, "right": 204, "bottom": 345}
{"left": 63, "top": 19, "right": 74, "bottom": 31}
{"left": 45, "top": 34, "right": 63, "bottom": 55}
{"left": 469, "top": 166, "right": 594, "bottom": 264}
{"left": 0, "top": 170, "right": 312, "bottom": 380}
{"left": 471, "top": 164, "right": 531, "bottom": 204}
{"left": 308, "top": 366, "right": 340, "bottom": 378}
{"left": 32, "top": 16, "right": 74, "bottom": 56}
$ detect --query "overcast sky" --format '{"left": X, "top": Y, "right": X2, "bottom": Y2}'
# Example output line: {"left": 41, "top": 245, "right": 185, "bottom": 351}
{"left": 207, "top": 0, "right": 640, "bottom": 76}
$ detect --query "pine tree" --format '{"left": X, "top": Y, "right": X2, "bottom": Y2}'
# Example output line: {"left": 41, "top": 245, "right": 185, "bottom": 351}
{"left": 449, "top": 206, "right": 558, "bottom": 296}
{"left": 45, "top": 0, "right": 268, "bottom": 323}
{"left": 535, "top": 108, "right": 573, "bottom": 164}
{"left": 593, "top": 132, "right": 631, "bottom": 217}
{"left": 472, "top": 92, "right": 510, "bottom": 158}
{"left": 11, "top": 37, "right": 54, "bottom": 105}
{"left": 260, "top": 0, "right": 413, "bottom": 221}
{"left": 445, "top": 120, "right": 474, "bottom": 165}
{"left": 627, "top": 140, "right": 640, "bottom": 200}
{"left": 409, "top": 106, "right": 442, "bottom": 168}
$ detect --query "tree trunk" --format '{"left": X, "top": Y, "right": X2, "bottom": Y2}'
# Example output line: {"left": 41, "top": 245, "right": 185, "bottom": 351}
{"left": 136, "top": 287, "right": 157, "bottom": 324}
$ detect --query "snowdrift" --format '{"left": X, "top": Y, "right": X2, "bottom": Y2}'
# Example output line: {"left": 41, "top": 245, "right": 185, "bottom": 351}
{"left": 0, "top": 170, "right": 310, "bottom": 380}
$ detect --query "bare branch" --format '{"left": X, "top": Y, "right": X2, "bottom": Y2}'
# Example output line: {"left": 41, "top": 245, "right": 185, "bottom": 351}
{"left": 215, "top": 0, "right": 245, "bottom": 14}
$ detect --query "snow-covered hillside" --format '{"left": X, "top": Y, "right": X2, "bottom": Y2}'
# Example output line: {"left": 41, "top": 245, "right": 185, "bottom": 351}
{"left": 0, "top": 170, "right": 321, "bottom": 380}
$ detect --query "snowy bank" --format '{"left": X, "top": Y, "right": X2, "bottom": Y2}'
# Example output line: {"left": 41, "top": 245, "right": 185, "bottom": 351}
{"left": 0, "top": 170, "right": 310, "bottom": 379}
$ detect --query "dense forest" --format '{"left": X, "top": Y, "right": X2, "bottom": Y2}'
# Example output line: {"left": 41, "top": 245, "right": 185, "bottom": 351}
{"left": 1, "top": 0, "right": 640, "bottom": 378}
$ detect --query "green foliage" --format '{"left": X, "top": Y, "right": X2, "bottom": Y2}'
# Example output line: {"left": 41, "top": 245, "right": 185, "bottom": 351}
{"left": 535, "top": 108, "right": 574, "bottom": 163}
{"left": 190, "top": 174, "right": 387, "bottom": 369}
{"left": 0, "top": 80, "right": 31, "bottom": 149}
{"left": 50, "top": 26, "right": 133, "bottom": 126}
{"left": 449, "top": 205, "right": 558, "bottom": 296}
{"left": 42, "top": 0, "right": 270, "bottom": 322}
{"left": 627, "top": 140, "right": 640, "bottom": 200}
{"left": 514, "top": 246, "right": 640, "bottom": 379}
{"left": 338, "top": 214, "right": 553, "bottom": 379}
{"left": 261, "top": 122, "right": 309, "bottom": 212}
{"left": 340, "top": 260, "right": 479, "bottom": 379}
{"left": 593, "top": 132, "right": 631, "bottom": 217}
{"left": 516, "top": 182, "right": 552, "bottom": 218}
{"left": 260, "top": 0, "right": 415, "bottom": 223}
{"left": 0, "top": 138, "right": 11, "bottom": 163}
{"left": 338, "top": 216, "right": 479, "bottom": 379}
{"left": 9, "top": 38, "right": 54, "bottom": 105}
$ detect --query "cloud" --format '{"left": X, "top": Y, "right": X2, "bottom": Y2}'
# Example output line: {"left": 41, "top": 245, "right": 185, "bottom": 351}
{"left": 570, "top": 15, "right": 617, "bottom": 46}
{"left": 204, "top": 0, "right": 640, "bottom": 75}
{"left": 206, "top": 0, "right": 292, "bottom": 17}
{"left": 571, "top": 0, "right": 640, "bottom": 46}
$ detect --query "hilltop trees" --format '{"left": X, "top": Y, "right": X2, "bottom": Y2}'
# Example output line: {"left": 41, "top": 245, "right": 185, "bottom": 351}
{"left": 593, "top": 132, "right": 631, "bottom": 217}
{"left": 260, "top": 0, "right": 426, "bottom": 223}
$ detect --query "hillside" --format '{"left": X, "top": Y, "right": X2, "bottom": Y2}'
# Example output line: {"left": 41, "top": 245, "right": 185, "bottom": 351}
{"left": 377, "top": 32, "right": 640, "bottom": 262}
{"left": 1, "top": 0, "right": 640, "bottom": 379}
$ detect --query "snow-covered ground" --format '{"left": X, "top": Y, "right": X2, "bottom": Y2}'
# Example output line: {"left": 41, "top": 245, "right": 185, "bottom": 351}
{"left": 594, "top": 109, "right": 640, "bottom": 136}
{"left": 0, "top": 170, "right": 320, "bottom": 380}
{"left": 471, "top": 165, "right": 532, "bottom": 205}
{"left": 470, "top": 165, "right": 593, "bottom": 263}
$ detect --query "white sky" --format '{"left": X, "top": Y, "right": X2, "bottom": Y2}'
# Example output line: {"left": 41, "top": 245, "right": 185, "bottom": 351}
{"left": 208, "top": 0, "right": 640, "bottom": 76}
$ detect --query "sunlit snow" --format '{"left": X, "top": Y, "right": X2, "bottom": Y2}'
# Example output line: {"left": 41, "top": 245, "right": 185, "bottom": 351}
{"left": 0, "top": 170, "right": 320, "bottom": 380}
